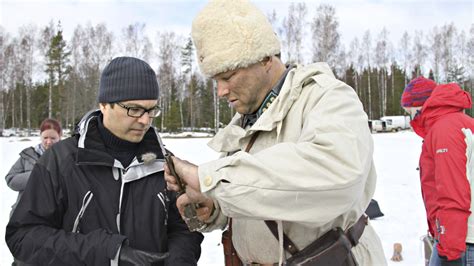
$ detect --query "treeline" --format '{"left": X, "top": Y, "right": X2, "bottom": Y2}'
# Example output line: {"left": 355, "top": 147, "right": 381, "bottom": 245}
{"left": 1, "top": 3, "right": 473, "bottom": 133}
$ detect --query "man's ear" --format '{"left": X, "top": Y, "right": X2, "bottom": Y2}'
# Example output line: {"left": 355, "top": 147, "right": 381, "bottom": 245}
{"left": 99, "top": 103, "right": 107, "bottom": 113}
{"left": 261, "top": 56, "right": 273, "bottom": 72}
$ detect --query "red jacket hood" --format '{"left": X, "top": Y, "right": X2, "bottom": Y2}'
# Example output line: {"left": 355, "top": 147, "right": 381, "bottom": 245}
{"left": 411, "top": 83, "right": 472, "bottom": 138}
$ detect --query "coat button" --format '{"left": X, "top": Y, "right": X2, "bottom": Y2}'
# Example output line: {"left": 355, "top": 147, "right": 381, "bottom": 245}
{"left": 204, "top": 175, "right": 213, "bottom": 187}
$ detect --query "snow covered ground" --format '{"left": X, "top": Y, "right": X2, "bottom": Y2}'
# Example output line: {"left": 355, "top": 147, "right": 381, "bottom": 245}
{"left": 0, "top": 131, "right": 426, "bottom": 265}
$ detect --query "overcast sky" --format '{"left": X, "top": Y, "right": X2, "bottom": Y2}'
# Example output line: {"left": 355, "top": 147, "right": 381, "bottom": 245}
{"left": 1, "top": 0, "right": 472, "bottom": 50}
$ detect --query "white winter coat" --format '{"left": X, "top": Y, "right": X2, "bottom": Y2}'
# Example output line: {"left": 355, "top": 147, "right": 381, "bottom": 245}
{"left": 198, "top": 63, "right": 387, "bottom": 265}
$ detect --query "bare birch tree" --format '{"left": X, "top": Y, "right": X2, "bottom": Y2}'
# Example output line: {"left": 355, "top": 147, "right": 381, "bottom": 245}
{"left": 40, "top": 21, "right": 56, "bottom": 118}
{"left": 440, "top": 23, "right": 457, "bottom": 82}
{"left": 428, "top": 27, "right": 442, "bottom": 81}
{"left": 0, "top": 27, "right": 7, "bottom": 130}
{"left": 17, "top": 24, "right": 38, "bottom": 132}
{"left": 362, "top": 30, "right": 373, "bottom": 119}
{"left": 311, "top": 4, "right": 340, "bottom": 69}
{"left": 267, "top": 9, "right": 279, "bottom": 33}
{"left": 156, "top": 31, "right": 180, "bottom": 131}
{"left": 16, "top": 37, "right": 25, "bottom": 127}
{"left": 398, "top": 31, "right": 412, "bottom": 85}
{"left": 375, "top": 28, "right": 391, "bottom": 116}
{"left": 4, "top": 41, "right": 18, "bottom": 128}
{"left": 69, "top": 25, "right": 84, "bottom": 127}
{"left": 413, "top": 30, "right": 428, "bottom": 79}
{"left": 121, "top": 22, "right": 153, "bottom": 62}
{"left": 281, "top": 3, "right": 307, "bottom": 64}
{"left": 348, "top": 37, "right": 364, "bottom": 93}
{"left": 455, "top": 30, "right": 469, "bottom": 83}
{"left": 467, "top": 24, "right": 474, "bottom": 113}
{"left": 80, "top": 23, "right": 114, "bottom": 115}
{"left": 468, "top": 25, "right": 474, "bottom": 77}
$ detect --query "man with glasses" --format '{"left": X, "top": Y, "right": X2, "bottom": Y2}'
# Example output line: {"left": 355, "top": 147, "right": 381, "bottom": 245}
{"left": 6, "top": 56, "right": 203, "bottom": 265}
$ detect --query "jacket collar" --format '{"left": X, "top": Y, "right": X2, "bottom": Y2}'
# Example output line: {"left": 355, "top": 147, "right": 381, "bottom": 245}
{"left": 208, "top": 62, "right": 335, "bottom": 152}
{"left": 20, "top": 146, "right": 41, "bottom": 162}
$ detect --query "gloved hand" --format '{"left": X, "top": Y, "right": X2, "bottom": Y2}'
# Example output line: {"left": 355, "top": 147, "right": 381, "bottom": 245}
{"left": 439, "top": 255, "right": 462, "bottom": 266}
{"left": 119, "top": 242, "right": 169, "bottom": 265}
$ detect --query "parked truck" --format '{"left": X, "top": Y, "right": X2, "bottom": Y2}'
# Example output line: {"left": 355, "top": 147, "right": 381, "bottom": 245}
{"left": 380, "top": 116, "right": 411, "bottom": 132}
{"left": 368, "top": 120, "right": 386, "bottom": 133}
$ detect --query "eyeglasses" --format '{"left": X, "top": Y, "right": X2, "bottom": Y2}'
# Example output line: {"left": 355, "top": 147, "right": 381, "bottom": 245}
{"left": 116, "top": 102, "right": 161, "bottom": 118}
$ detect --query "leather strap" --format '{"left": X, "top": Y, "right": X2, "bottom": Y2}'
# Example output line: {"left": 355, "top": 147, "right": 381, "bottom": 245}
{"left": 264, "top": 220, "right": 299, "bottom": 255}
{"left": 245, "top": 132, "right": 260, "bottom": 152}
{"left": 225, "top": 131, "right": 262, "bottom": 263}
{"left": 222, "top": 223, "right": 242, "bottom": 266}
{"left": 267, "top": 215, "right": 368, "bottom": 257}
{"left": 345, "top": 214, "right": 368, "bottom": 246}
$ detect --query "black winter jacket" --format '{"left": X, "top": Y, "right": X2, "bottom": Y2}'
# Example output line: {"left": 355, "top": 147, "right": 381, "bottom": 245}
{"left": 6, "top": 112, "right": 203, "bottom": 265}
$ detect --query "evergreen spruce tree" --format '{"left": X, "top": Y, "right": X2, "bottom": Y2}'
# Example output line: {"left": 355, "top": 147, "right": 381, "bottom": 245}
{"left": 388, "top": 64, "right": 406, "bottom": 115}
{"left": 360, "top": 69, "right": 369, "bottom": 116}
{"left": 447, "top": 65, "right": 467, "bottom": 84}
{"left": 166, "top": 99, "right": 181, "bottom": 133}
{"left": 45, "top": 22, "right": 71, "bottom": 121}
{"left": 31, "top": 81, "right": 49, "bottom": 127}
{"left": 198, "top": 79, "right": 215, "bottom": 130}
{"left": 180, "top": 37, "right": 195, "bottom": 130}
{"left": 218, "top": 98, "right": 233, "bottom": 127}
{"left": 344, "top": 65, "right": 357, "bottom": 92}
{"left": 371, "top": 68, "right": 381, "bottom": 119}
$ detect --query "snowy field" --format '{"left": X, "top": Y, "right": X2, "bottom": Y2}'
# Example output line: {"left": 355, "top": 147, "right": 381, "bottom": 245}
{"left": 0, "top": 131, "right": 426, "bottom": 265}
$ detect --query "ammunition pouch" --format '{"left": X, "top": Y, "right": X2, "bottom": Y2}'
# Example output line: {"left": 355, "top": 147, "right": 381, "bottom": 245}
{"left": 283, "top": 215, "right": 368, "bottom": 266}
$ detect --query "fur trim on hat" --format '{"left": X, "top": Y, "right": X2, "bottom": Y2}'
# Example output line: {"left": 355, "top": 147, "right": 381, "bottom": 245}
{"left": 192, "top": 0, "right": 281, "bottom": 77}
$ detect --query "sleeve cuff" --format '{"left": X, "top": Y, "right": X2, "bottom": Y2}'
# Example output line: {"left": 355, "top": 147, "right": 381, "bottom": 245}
{"left": 199, "top": 200, "right": 229, "bottom": 232}
{"left": 111, "top": 243, "right": 122, "bottom": 266}
{"left": 107, "top": 235, "right": 127, "bottom": 259}
{"left": 204, "top": 199, "right": 220, "bottom": 224}
{"left": 198, "top": 157, "right": 234, "bottom": 193}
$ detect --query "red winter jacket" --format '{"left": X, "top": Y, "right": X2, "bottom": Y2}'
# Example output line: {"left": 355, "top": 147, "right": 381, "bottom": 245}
{"left": 411, "top": 83, "right": 473, "bottom": 260}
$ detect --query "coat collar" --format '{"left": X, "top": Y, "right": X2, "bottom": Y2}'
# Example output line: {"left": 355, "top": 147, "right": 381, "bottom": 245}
{"left": 208, "top": 62, "right": 335, "bottom": 152}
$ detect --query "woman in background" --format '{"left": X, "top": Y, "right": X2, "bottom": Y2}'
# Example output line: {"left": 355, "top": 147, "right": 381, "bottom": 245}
{"left": 5, "top": 118, "right": 62, "bottom": 216}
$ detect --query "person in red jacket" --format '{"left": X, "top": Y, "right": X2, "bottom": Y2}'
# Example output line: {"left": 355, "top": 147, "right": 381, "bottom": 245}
{"left": 402, "top": 76, "right": 474, "bottom": 266}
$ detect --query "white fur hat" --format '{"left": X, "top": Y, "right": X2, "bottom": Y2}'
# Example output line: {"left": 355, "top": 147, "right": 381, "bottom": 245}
{"left": 191, "top": 0, "right": 281, "bottom": 77}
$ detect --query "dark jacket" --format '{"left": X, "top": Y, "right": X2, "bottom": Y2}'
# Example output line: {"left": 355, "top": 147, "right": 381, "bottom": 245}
{"left": 5, "top": 145, "right": 41, "bottom": 215}
{"left": 6, "top": 111, "right": 203, "bottom": 265}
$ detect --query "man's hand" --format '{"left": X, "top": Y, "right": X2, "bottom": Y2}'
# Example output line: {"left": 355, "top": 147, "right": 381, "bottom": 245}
{"left": 177, "top": 194, "right": 214, "bottom": 222}
{"left": 164, "top": 156, "right": 201, "bottom": 194}
{"left": 119, "top": 243, "right": 169, "bottom": 265}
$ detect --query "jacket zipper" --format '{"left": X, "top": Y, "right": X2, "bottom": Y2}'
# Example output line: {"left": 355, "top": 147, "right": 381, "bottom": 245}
{"left": 72, "top": 190, "right": 94, "bottom": 233}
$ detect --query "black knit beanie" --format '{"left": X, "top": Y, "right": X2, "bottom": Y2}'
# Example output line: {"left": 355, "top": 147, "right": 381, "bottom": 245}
{"left": 98, "top": 57, "right": 159, "bottom": 103}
